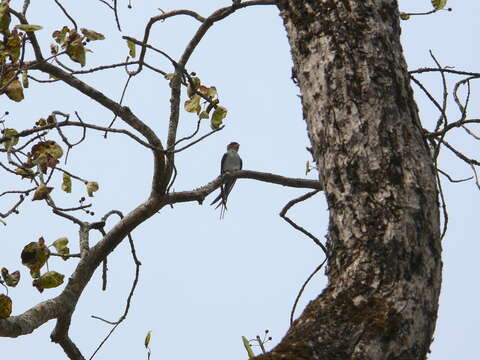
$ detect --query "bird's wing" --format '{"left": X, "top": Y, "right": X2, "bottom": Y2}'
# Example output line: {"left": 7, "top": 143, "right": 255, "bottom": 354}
{"left": 220, "top": 152, "right": 228, "bottom": 173}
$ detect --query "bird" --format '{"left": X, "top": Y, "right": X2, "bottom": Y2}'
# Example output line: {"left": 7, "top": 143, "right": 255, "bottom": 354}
{"left": 210, "top": 141, "right": 242, "bottom": 218}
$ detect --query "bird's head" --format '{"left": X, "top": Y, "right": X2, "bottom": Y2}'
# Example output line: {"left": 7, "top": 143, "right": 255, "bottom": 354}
{"left": 227, "top": 142, "right": 240, "bottom": 151}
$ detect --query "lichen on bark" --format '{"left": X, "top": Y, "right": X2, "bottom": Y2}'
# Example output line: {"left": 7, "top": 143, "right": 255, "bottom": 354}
{"left": 258, "top": 1, "right": 443, "bottom": 359}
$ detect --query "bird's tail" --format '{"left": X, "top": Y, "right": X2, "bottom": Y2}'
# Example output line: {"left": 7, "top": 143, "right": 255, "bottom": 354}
{"left": 210, "top": 193, "right": 222, "bottom": 206}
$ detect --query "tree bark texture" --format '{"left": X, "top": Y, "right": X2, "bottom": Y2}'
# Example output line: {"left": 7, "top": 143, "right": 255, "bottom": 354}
{"left": 261, "top": 1, "right": 442, "bottom": 359}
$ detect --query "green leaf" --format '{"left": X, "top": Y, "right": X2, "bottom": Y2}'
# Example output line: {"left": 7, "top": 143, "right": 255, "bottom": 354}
{"left": 52, "top": 26, "right": 69, "bottom": 44}
{"left": 15, "top": 167, "right": 34, "bottom": 179}
{"left": 32, "top": 271, "right": 64, "bottom": 293}
{"left": 32, "top": 184, "right": 53, "bottom": 201}
{"left": 211, "top": 106, "right": 227, "bottom": 129}
{"left": 187, "top": 77, "right": 201, "bottom": 98}
{"left": 184, "top": 94, "right": 201, "bottom": 114}
{"left": 206, "top": 86, "right": 217, "bottom": 99}
{"left": 242, "top": 336, "right": 255, "bottom": 359}
{"left": 306, "top": 160, "right": 312, "bottom": 175}
{"left": 0, "top": 294, "right": 12, "bottom": 319}
{"left": 127, "top": 39, "right": 136, "bottom": 58}
{"left": 22, "top": 70, "right": 29, "bottom": 88}
{"left": 144, "top": 331, "right": 152, "bottom": 348}
{"left": 80, "top": 28, "right": 105, "bottom": 41}
{"left": 431, "top": 0, "right": 447, "bottom": 10}
{"left": 52, "top": 237, "right": 70, "bottom": 258}
{"left": 0, "top": 2, "right": 11, "bottom": 35}
{"left": 199, "top": 111, "right": 209, "bottom": 119}
{"left": 28, "top": 141, "right": 64, "bottom": 169}
{"left": 21, "top": 237, "right": 51, "bottom": 277}
{"left": 52, "top": 237, "right": 68, "bottom": 252}
{"left": 1, "top": 268, "right": 20, "bottom": 287}
{"left": 3, "top": 128, "right": 18, "bottom": 150}
{"left": 399, "top": 12, "right": 410, "bottom": 20}
{"left": 61, "top": 173, "right": 72, "bottom": 193}
{"left": 6, "top": 32, "right": 21, "bottom": 62}
{"left": 15, "top": 24, "right": 43, "bottom": 32}
{"left": 66, "top": 35, "right": 86, "bottom": 66}
{"left": 86, "top": 181, "right": 99, "bottom": 197}
{"left": 4, "top": 78, "right": 24, "bottom": 102}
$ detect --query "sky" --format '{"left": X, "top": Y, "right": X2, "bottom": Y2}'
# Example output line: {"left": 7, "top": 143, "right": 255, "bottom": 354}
{"left": 1, "top": 0, "right": 479, "bottom": 359}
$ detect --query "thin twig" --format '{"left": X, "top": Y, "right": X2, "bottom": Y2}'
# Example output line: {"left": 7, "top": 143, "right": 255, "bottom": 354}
{"left": 290, "top": 258, "right": 327, "bottom": 325}
{"left": 53, "top": 0, "right": 78, "bottom": 29}
{"left": 437, "top": 168, "right": 472, "bottom": 183}
{"left": 279, "top": 190, "right": 327, "bottom": 254}
{"left": 105, "top": 74, "right": 133, "bottom": 134}
{"left": 90, "top": 210, "right": 141, "bottom": 359}
{"left": 173, "top": 125, "right": 224, "bottom": 153}
{"left": 436, "top": 172, "right": 448, "bottom": 240}
{"left": 113, "top": 0, "right": 121, "bottom": 31}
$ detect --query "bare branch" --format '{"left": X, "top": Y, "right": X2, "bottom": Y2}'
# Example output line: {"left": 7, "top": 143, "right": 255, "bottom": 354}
{"left": 436, "top": 172, "right": 449, "bottom": 241}
{"left": 425, "top": 119, "right": 480, "bottom": 138}
{"left": 53, "top": 0, "right": 78, "bottom": 30}
{"left": 104, "top": 74, "right": 133, "bottom": 134}
{"left": 52, "top": 208, "right": 85, "bottom": 226}
{"left": 31, "top": 62, "right": 162, "bottom": 149}
{"left": 30, "top": 61, "right": 167, "bottom": 194}
{"left": 165, "top": 170, "right": 323, "bottom": 205}
{"left": 0, "top": 194, "right": 25, "bottom": 222}
{"left": 71, "top": 61, "right": 139, "bottom": 75}
{"left": 410, "top": 67, "right": 480, "bottom": 77}
{"left": 290, "top": 258, "right": 327, "bottom": 325}
{"left": 122, "top": 36, "right": 178, "bottom": 69}
{"left": 279, "top": 190, "right": 327, "bottom": 253}
{"left": 113, "top": 0, "right": 121, "bottom": 31}
{"left": 437, "top": 168, "right": 472, "bottom": 183}
{"left": 51, "top": 314, "right": 86, "bottom": 360}
{"left": 8, "top": 8, "right": 43, "bottom": 60}
{"left": 22, "top": 0, "right": 30, "bottom": 15}
{"left": 0, "top": 117, "right": 155, "bottom": 150}
{"left": 173, "top": 125, "right": 224, "bottom": 153}
{"left": 90, "top": 211, "right": 141, "bottom": 359}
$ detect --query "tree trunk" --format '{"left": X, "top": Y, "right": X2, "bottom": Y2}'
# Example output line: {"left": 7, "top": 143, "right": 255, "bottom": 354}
{"left": 259, "top": 1, "right": 442, "bottom": 359}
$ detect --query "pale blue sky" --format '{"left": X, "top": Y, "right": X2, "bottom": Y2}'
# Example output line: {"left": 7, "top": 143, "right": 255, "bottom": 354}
{"left": 1, "top": 1, "right": 478, "bottom": 359}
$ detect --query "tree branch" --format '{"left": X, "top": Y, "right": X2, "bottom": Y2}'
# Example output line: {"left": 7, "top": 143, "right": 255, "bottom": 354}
{"left": 166, "top": 170, "right": 323, "bottom": 205}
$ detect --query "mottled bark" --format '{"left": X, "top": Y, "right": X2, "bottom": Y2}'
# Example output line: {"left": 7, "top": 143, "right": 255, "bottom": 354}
{"left": 258, "top": 1, "right": 442, "bottom": 359}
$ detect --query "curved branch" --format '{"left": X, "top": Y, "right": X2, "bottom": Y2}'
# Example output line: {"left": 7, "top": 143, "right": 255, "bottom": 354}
{"left": 166, "top": 170, "right": 323, "bottom": 205}
{"left": 0, "top": 119, "right": 153, "bottom": 149}
{"left": 31, "top": 62, "right": 160, "bottom": 148}
{"left": 30, "top": 61, "right": 166, "bottom": 194}
{"left": 8, "top": 8, "right": 43, "bottom": 60}
{"left": 51, "top": 314, "right": 86, "bottom": 360}
{"left": 53, "top": 0, "right": 78, "bottom": 30}
{"left": 279, "top": 190, "right": 327, "bottom": 253}
{"left": 0, "top": 295, "right": 68, "bottom": 337}
{"left": 0, "top": 194, "right": 162, "bottom": 340}
{"left": 166, "top": 1, "right": 277, "bottom": 150}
